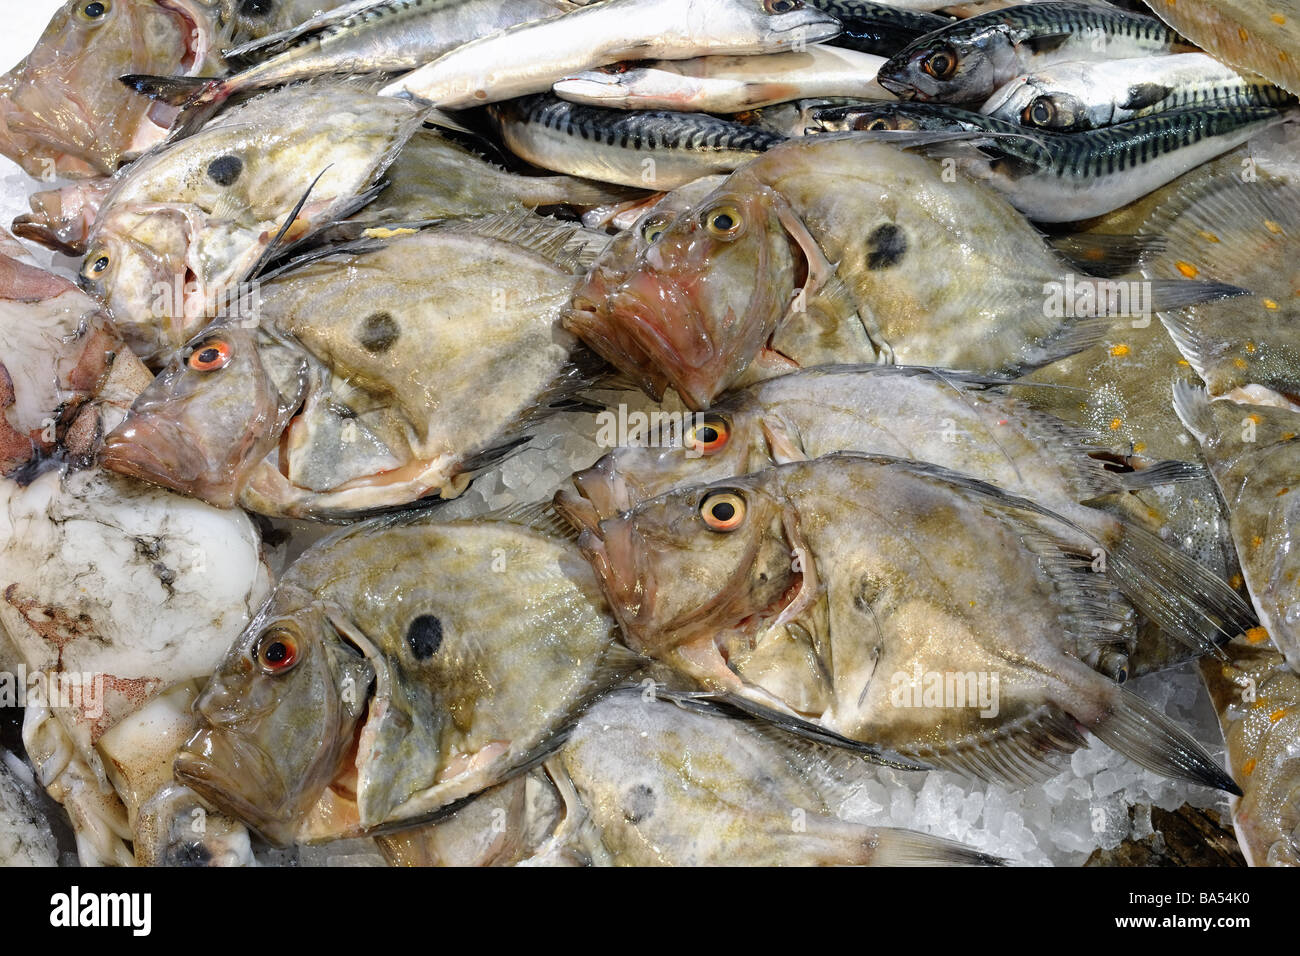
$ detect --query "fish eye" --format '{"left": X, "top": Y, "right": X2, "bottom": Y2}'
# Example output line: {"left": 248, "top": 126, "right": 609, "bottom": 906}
{"left": 856, "top": 116, "right": 893, "bottom": 132}
{"left": 921, "top": 47, "right": 957, "bottom": 81}
{"left": 686, "top": 416, "right": 730, "bottom": 455}
{"left": 83, "top": 251, "right": 111, "bottom": 279}
{"left": 701, "top": 204, "right": 744, "bottom": 240}
{"left": 700, "top": 491, "right": 746, "bottom": 531}
{"left": 641, "top": 214, "right": 671, "bottom": 245}
{"left": 255, "top": 628, "right": 300, "bottom": 675}
{"left": 78, "top": 0, "right": 110, "bottom": 21}
{"left": 764, "top": 0, "right": 802, "bottom": 12}
{"left": 187, "top": 338, "right": 232, "bottom": 372}
{"left": 1024, "top": 97, "right": 1055, "bottom": 127}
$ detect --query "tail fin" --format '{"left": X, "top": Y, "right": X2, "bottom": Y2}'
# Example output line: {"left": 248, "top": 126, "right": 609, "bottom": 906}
{"left": 864, "top": 828, "right": 1007, "bottom": 866}
{"left": 120, "top": 74, "right": 223, "bottom": 109}
{"left": 1105, "top": 521, "right": 1257, "bottom": 658}
{"left": 1112, "top": 458, "right": 1209, "bottom": 491}
{"left": 1147, "top": 277, "right": 1248, "bottom": 311}
{"left": 1091, "top": 687, "right": 1241, "bottom": 795}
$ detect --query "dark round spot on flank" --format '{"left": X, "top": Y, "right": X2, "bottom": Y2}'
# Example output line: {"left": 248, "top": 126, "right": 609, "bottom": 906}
{"left": 359, "top": 312, "right": 400, "bottom": 354}
{"left": 865, "top": 223, "right": 907, "bottom": 270}
{"left": 240, "top": 0, "right": 274, "bottom": 17}
{"left": 406, "top": 614, "right": 443, "bottom": 660}
{"left": 623, "top": 783, "right": 656, "bottom": 824}
{"left": 206, "top": 154, "right": 243, "bottom": 187}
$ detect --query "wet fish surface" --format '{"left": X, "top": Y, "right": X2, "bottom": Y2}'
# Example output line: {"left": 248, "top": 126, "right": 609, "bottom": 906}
{"left": 577, "top": 452, "right": 1245, "bottom": 792}
{"left": 175, "top": 510, "right": 626, "bottom": 844}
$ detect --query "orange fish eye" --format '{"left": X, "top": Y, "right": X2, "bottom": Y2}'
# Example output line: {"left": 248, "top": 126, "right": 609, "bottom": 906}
{"left": 700, "top": 491, "right": 746, "bottom": 531}
{"left": 687, "top": 417, "right": 730, "bottom": 455}
{"left": 256, "top": 629, "right": 299, "bottom": 674}
{"left": 921, "top": 47, "right": 957, "bottom": 80}
{"left": 188, "top": 339, "right": 232, "bottom": 371}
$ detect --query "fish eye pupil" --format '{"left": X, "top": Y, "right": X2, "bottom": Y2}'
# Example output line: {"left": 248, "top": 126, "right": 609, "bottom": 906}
{"left": 711, "top": 501, "right": 735, "bottom": 522}
{"left": 84, "top": 1, "right": 105, "bottom": 16}
{"left": 712, "top": 213, "right": 734, "bottom": 231}
{"left": 263, "top": 641, "right": 288, "bottom": 664}
{"left": 198, "top": 347, "right": 220, "bottom": 365}
{"left": 1031, "top": 100, "right": 1051, "bottom": 124}
{"left": 93, "top": 256, "right": 108, "bottom": 272}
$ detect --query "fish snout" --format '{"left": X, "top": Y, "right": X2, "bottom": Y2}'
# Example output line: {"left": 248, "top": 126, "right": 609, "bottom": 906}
{"left": 100, "top": 414, "right": 235, "bottom": 506}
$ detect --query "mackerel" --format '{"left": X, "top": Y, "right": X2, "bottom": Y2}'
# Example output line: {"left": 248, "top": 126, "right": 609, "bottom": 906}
{"left": 808, "top": 101, "right": 1288, "bottom": 221}
{"left": 983, "top": 53, "right": 1296, "bottom": 131}
{"left": 124, "top": 0, "right": 576, "bottom": 115}
{"left": 553, "top": 46, "right": 889, "bottom": 113}
{"left": 878, "top": 1, "right": 1194, "bottom": 104}
{"left": 491, "top": 94, "right": 785, "bottom": 188}
{"left": 814, "top": 0, "right": 952, "bottom": 57}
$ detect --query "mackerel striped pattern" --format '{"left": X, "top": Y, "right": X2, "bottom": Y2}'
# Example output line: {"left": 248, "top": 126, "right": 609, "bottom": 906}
{"left": 815, "top": 0, "right": 950, "bottom": 37}
{"left": 1148, "top": 80, "right": 1296, "bottom": 113}
{"left": 954, "top": 0, "right": 1188, "bottom": 48}
{"left": 856, "top": 102, "right": 1283, "bottom": 181}
{"left": 497, "top": 94, "right": 785, "bottom": 156}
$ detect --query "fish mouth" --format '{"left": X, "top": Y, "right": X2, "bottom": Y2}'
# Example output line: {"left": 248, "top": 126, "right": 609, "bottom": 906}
{"left": 99, "top": 415, "right": 233, "bottom": 505}
{"left": 554, "top": 463, "right": 636, "bottom": 535}
{"left": 563, "top": 296, "right": 672, "bottom": 401}
{"left": 160, "top": 0, "right": 211, "bottom": 76}
{"left": 175, "top": 729, "right": 297, "bottom": 844}
{"left": 598, "top": 272, "right": 728, "bottom": 411}
{"left": 577, "top": 520, "right": 654, "bottom": 646}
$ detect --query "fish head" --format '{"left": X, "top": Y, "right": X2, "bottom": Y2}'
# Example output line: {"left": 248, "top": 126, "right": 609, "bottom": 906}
{"left": 578, "top": 473, "right": 796, "bottom": 656}
{"left": 0, "top": 0, "right": 211, "bottom": 176}
{"left": 703, "top": 0, "right": 843, "bottom": 52}
{"left": 555, "top": 398, "right": 769, "bottom": 534}
{"left": 878, "top": 28, "right": 1011, "bottom": 103}
{"left": 983, "top": 76, "right": 1089, "bottom": 131}
{"left": 570, "top": 178, "right": 798, "bottom": 410}
{"left": 806, "top": 102, "right": 944, "bottom": 134}
{"left": 99, "top": 323, "right": 307, "bottom": 507}
{"left": 79, "top": 204, "right": 212, "bottom": 364}
{"left": 175, "top": 586, "right": 375, "bottom": 846}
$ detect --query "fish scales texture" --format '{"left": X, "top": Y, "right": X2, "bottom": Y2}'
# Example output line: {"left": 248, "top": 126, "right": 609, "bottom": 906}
{"left": 557, "top": 690, "right": 1001, "bottom": 865}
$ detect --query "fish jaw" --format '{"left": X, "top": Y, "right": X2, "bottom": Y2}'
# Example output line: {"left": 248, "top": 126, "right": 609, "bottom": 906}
{"left": 554, "top": 457, "right": 639, "bottom": 535}
{"left": 100, "top": 412, "right": 244, "bottom": 507}
{"left": 175, "top": 727, "right": 300, "bottom": 846}
{"left": 577, "top": 521, "right": 658, "bottom": 654}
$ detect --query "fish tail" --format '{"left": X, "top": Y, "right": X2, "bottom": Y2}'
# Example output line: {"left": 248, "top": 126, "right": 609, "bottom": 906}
{"left": 119, "top": 74, "right": 226, "bottom": 109}
{"left": 861, "top": 828, "right": 1007, "bottom": 867}
{"left": 1146, "top": 277, "right": 1248, "bottom": 311}
{"left": 1112, "top": 458, "right": 1209, "bottom": 491}
{"left": 1104, "top": 520, "right": 1257, "bottom": 657}
{"left": 1091, "top": 686, "right": 1242, "bottom": 795}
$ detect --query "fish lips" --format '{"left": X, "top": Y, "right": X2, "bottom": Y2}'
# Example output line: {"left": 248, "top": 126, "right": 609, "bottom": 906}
{"left": 577, "top": 520, "right": 655, "bottom": 650}
{"left": 175, "top": 727, "right": 299, "bottom": 846}
{"left": 598, "top": 271, "right": 730, "bottom": 411}
{"left": 554, "top": 462, "right": 637, "bottom": 535}
{"left": 100, "top": 414, "right": 240, "bottom": 508}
